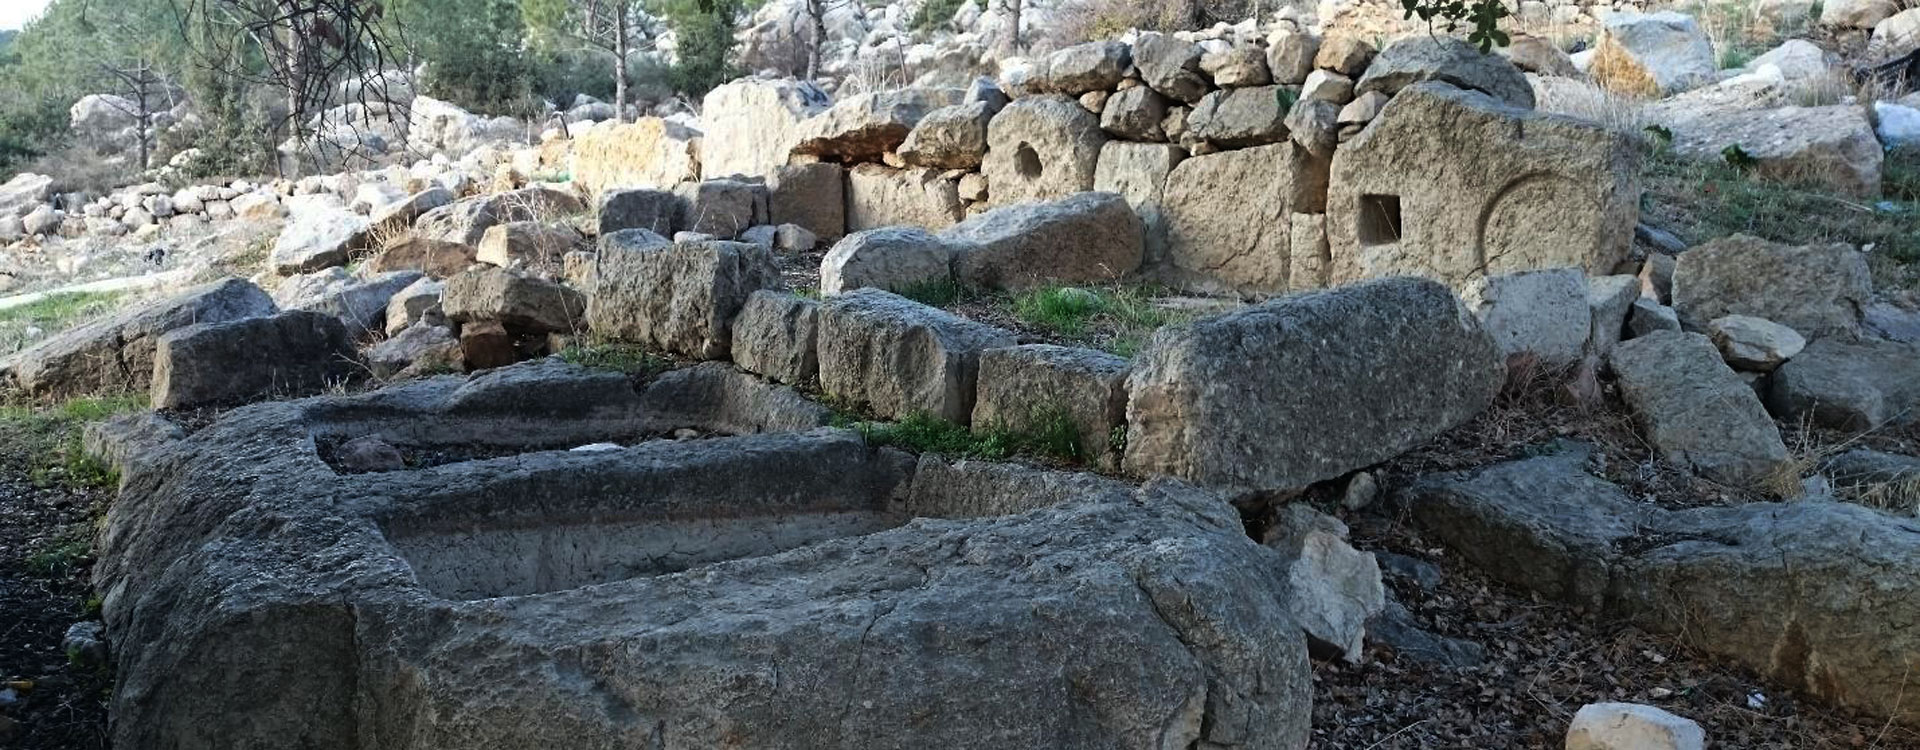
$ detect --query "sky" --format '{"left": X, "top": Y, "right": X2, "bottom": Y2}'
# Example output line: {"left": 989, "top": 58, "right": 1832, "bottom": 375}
{"left": 0, "top": 0, "right": 52, "bottom": 31}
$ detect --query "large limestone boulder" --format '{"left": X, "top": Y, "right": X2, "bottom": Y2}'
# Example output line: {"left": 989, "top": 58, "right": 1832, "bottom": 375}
{"left": 415, "top": 187, "right": 584, "bottom": 246}
{"left": 442, "top": 267, "right": 587, "bottom": 336}
{"left": 980, "top": 96, "right": 1105, "bottom": 207}
{"left": 1132, "top": 33, "right": 1209, "bottom": 103}
{"left": 1660, "top": 104, "right": 1883, "bottom": 197}
{"left": 1590, "top": 12, "right": 1717, "bottom": 96}
{"left": 818, "top": 289, "right": 1017, "bottom": 422}
{"left": 792, "top": 88, "right": 964, "bottom": 164}
{"left": 367, "top": 236, "right": 477, "bottom": 279}
{"left": 898, "top": 102, "right": 994, "bottom": 169}
{"left": 1125, "top": 277, "right": 1505, "bottom": 494}
{"left": 730, "top": 290, "right": 820, "bottom": 384}
{"left": 1407, "top": 447, "right": 1920, "bottom": 726}
{"left": 476, "top": 221, "right": 579, "bottom": 268}
{"left": 1670, "top": 235, "right": 1871, "bottom": 338}
{"left": 150, "top": 311, "right": 358, "bottom": 409}
{"left": 1327, "top": 83, "right": 1640, "bottom": 289}
{"left": 767, "top": 163, "right": 846, "bottom": 241}
{"left": 701, "top": 77, "right": 831, "bottom": 179}
{"left": 944, "top": 192, "right": 1144, "bottom": 290}
{"left": 1161, "top": 142, "right": 1326, "bottom": 294}
{"left": 1462, "top": 267, "right": 1590, "bottom": 366}
{"left": 587, "top": 239, "right": 782, "bottom": 359}
{"left": 272, "top": 205, "right": 371, "bottom": 275}
{"left": 0, "top": 278, "right": 277, "bottom": 400}
{"left": 1608, "top": 331, "right": 1790, "bottom": 488}
{"left": 276, "top": 268, "right": 425, "bottom": 335}
{"left": 1094, "top": 142, "right": 1185, "bottom": 269}
{"left": 844, "top": 165, "right": 964, "bottom": 232}
{"left": 820, "top": 227, "right": 955, "bottom": 295}
{"left": 0, "top": 173, "right": 53, "bottom": 218}
{"left": 973, "top": 344, "right": 1131, "bottom": 469}
{"left": 1043, "top": 41, "right": 1132, "bottom": 94}
{"left": 1566, "top": 703, "right": 1706, "bottom": 750}
{"left": 1354, "top": 35, "right": 1535, "bottom": 109}
{"left": 597, "top": 187, "right": 683, "bottom": 236}
{"left": 1100, "top": 86, "right": 1170, "bottom": 141}
{"left": 368, "top": 187, "right": 454, "bottom": 238}
{"left": 570, "top": 117, "right": 702, "bottom": 197}
{"left": 674, "top": 179, "right": 768, "bottom": 239}
{"left": 1768, "top": 338, "right": 1920, "bottom": 430}
{"left": 1185, "top": 86, "right": 1291, "bottom": 148}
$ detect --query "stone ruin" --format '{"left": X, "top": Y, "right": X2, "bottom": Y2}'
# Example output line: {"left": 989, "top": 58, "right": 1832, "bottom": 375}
{"left": 12, "top": 23, "right": 1920, "bottom": 750}
{"left": 88, "top": 361, "right": 1314, "bottom": 748}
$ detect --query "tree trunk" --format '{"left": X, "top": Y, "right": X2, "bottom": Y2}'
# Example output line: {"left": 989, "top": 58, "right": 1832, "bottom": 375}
{"left": 806, "top": 0, "right": 825, "bottom": 80}
{"left": 283, "top": 26, "right": 308, "bottom": 178}
{"left": 614, "top": 7, "right": 630, "bottom": 122}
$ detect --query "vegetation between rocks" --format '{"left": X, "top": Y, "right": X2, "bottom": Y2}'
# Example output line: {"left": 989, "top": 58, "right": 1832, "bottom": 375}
{"left": 848, "top": 410, "right": 1088, "bottom": 464}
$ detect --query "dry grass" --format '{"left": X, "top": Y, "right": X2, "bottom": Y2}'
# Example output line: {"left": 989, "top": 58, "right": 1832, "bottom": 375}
{"left": 1532, "top": 76, "right": 1652, "bottom": 137}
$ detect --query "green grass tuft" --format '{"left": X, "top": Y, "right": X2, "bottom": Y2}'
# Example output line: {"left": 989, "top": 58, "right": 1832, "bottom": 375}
{"left": 1012, "top": 287, "right": 1109, "bottom": 336}
{"left": 1644, "top": 149, "right": 1920, "bottom": 265}
{"left": 558, "top": 342, "right": 670, "bottom": 377}
{"left": 854, "top": 409, "right": 1086, "bottom": 464}
{"left": 24, "top": 531, "right": 91, "bottom": 576}
{"left": 0, "top": 291, "right": 123, "bottom": 354}
{"left": 894, "top": 277, "right": 973, "bottom": 307}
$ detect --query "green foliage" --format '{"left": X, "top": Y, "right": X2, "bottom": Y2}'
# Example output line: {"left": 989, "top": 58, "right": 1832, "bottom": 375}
{"left": 912, "top": 0, "right": 966, "bottom": 32}
{"left": 559, "top": 341, "right": 671, "bottom": 376}
{"left": 0, "top": 394, "right": 141, "bottom": 494}
{"left": 395, "top": 0, "right": 541, "bottom": 113}
{"left": 661, "top": 0, "right": 742, "bottom": 98}
{"left": 896, "top": 277, "right": 974, "bottom": 307}
{"left": 1012, "top": 286, "right": 1108, "bottom": 335}
{"left": 1644, "top": 150, "right": 1920, "bottom": 264}
{"left": 25, "top": 531, "right": 91, "bottom": 576}
{"left": 1397, "top": 0, "right": 1510, "bottom": 51}
{"left": 853, "top": 410, "right": 1086, "bottom": 464}
{"left": 1720, "top": 143, "right": 1757, "bottom": 171}
{"left": 0, "top": 291, "right": 123, "bottom": 355}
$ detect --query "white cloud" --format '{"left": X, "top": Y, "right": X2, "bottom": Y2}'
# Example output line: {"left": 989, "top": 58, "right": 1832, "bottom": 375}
{"left": 0, "top": 0, "right": 53, "bottom": 31}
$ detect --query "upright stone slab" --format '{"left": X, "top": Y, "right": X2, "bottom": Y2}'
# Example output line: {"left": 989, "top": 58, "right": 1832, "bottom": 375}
{"left": 944, "top": 192, "right": 1144, "bottom": 290}
{"left": 1461, "top": 267, "right": 1590, "bottom": 366}
{"left": 1094, "top": 142, "right": 1184, "bottom": 270}
{"left": 1608, "top": 331, "right": 1790, "bottom": 489}
{"left": 767, "top": 163, "right": 846, "bottom": 241}
{"left": 598, "top": 188, "right": 683, "bottom": 236}
{"left": 730, "top": 290, "right": 821, "bottom": 384}
{"left": 150, "top": 310, "right": 358, "bottom": 408}
{"left": 569, "top": 117, "right": 702, "bottom": 197}
{"left": 1125, "top": 277, "right": 1505, "bottom": 494}
{"left": 1, "top": 278, "right": 278, "bottom": 400}
{"left": 844, "top": 164, "right": 964, "bottom": 232}
{"left": 699, "top": 77, "right": 830, "bottom": 179}
{"left": 1326, "top": 83, "right": 1640, "bottom": 290}
{"left": 674, "top": 179, "right": 768, "bottom": 239}
{"left": 588, "top": 239, "right": 783, "bottom": 359}
{"left": 981, "top": 96, "right": 1105, "bottom": 207}
{"left": 972, "top": 345, "right": 1131, "bottom": 468}
{"left": 818, "top": 289, "right": 1017, "bottom": 423}
{"left": 1161, "top": 142, "right": 1326, "bottom": 294}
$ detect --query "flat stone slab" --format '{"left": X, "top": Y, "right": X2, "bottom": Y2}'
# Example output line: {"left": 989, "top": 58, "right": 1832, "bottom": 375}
{"left": 1405, "top": 446, "right": 1920, "bottom": 726}
{"left": 93, "top": 360, "right": 1312, "bottom": 750}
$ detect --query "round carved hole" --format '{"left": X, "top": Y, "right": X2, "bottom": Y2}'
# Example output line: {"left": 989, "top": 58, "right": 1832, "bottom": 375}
{"left": 1015, "top": 143, "right": 1042, "bottom": 179}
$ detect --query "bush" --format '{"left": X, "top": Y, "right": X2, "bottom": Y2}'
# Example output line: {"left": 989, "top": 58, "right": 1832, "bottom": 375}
{"left": 911, "top": 0, "right": 967, "bottom": 32}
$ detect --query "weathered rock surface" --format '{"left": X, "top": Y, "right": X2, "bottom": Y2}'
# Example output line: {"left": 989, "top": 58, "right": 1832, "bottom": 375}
{"left": 1354, "top": 35, "right": 1535, "bottom": 109}
{"left": 366, "top": 322, "right": 461, "bottom": 379}
{"left": 1608, "top": 331, "right": 1790, "bottom": 488}
{"left": 597, "top": 187, "right": 683, "bottom": 236}
{"left": 1587, "top": 274, "right": 1641, "bottom": 356}
{"left": 1707, "top": 314, "right": 1805, "bottom": 371}
{"left": 442, "top": 267, "right": 587, "bottom": 335}
{"left": 699, "top": 77, "right": 830, "bottom": 179}
{"left": 767, "top": 163, "right": 846, "bottom": 241}
{"left": 1, "top": 278, "right": 277, "bottom": 400}
{"left": 674, "top": 179, "right": 768, "bottom": 239}
{"left": 1768, "top": 338, "right": 1920, "bottom": 430}
{"left": 1161, "top": 142, "right": 1326, "bottom": 294}
{"left": 1462, "top": 268, "right": 1590, "bottom": 366}
{"left": 1660, "top": 105, "right": 1884, "bottom": 197}
{"left": 1406, "top": 446, "right": 1920, "bottom": 726}
{"left": 151, "top": 310, "right": 358, "bottom": 408}
{"left": 1132, "top": 32, "right": 1209, "bottom": 103}
{"left": 368, "top": 236, "right": 477, "bottom": 279}
{"left": 898, "top": 101, "right": 994, "bottom": 169}
{"left": 981, "top": 96, "right": 1104, "bottom": 207}
{"left": 792, "top": 88, "right": 964, "bottom": 163}
{"left": 945, "top": 192, "right": 1144, "bottom": 290}
{"left": 844, "top": 165, "right": 964, "bottom": 232}
{"left": 821, "top": 227, "right": 954, "bottom": 296}
{"left": 589, "top": 239, "right": 782, "bottom": 359}
{"left": 1044, "top": 41, "right": 1132, "bottom": 94}
{"left": 1670, "top": 235, "right": 1870, "bottom": 338}
{"left": 276, "top": 269, "right": 424, "bottom": 336}
{"left": 730, "top": 290, "right": 820, "bottom": 384}
{"left": 818, "top": 289, "right": 1016, "bottom": 423}
{"left": 476, "top": 221, "right": 578, "bottom": 268}
{"left": 1589, "top": 12, "right": 1717, "bottom": 96}
{"left": 272, "top": 206, "right": 369, "bottom": 275}
{"left": 972, "top": 344, "right": 1130, "bottom": 468}
{"left": 415, "top": 187, "right": 583, "bottom": 246}
{"left": 1327, "top": 84, "right": 1639, "bottom": 289}
{"left": 570, "top": 118, "right": 702, "bottom": 197}
{"left": 1125, "top": 277, "right": 1504, "bottom": 494}
{"left": 93, "top": 384, "right": 1312, "bottom": 749}
{"left": 1186, "top": 86, "right": 1291, "bottom": 148}
{"left": 1566, "top": 703, "right": 1706, "bottom": 750}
